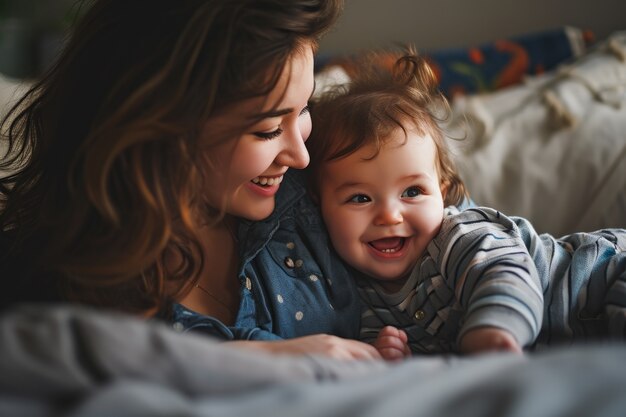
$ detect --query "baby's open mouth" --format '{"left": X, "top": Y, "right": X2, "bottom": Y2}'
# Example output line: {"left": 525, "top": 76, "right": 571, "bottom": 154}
{"left": 251, "top": 175, "right": 283, "bottom": 187}
{"left": 368, "top": 237, "right": 406, "bottom": 253}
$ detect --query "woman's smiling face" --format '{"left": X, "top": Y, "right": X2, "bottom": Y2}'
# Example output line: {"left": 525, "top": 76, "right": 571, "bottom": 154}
{"left": 319, "top": 129, "right": 446, "bottom": 288}
{"left": 201, "top": 46, "right": 314, "bottom": 221}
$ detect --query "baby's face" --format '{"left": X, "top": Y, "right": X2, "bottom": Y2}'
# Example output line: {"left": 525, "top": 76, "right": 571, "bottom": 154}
{"left": 319, "top": 129, "right": 445, "bottom": 289}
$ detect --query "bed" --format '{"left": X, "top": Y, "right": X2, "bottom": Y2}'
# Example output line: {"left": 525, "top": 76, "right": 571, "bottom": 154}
{"left": 1, "top": 28, "right": 626, "bottom": 417}
{"left": 1, "top": 304, "right": 626, "bottom": 417}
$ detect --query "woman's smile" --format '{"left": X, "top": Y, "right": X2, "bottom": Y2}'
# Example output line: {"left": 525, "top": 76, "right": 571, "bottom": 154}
{"left": 251, "top": 174, "right": 284, "bottom": 186}
{"left": 246, "top": 174, "right": 285, "bottom": 197}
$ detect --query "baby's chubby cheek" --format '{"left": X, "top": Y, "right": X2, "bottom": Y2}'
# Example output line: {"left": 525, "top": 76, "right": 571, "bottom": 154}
{"left": 330, "top": 225, "right": 365, "bottom": 267}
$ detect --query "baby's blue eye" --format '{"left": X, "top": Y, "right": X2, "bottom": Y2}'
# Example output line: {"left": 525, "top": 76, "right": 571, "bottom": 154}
{"left": 348, "top": 194, "right": 371, "bottom": 204}
{"left": 401, "top": 186, "right": 421, "bottom": 198}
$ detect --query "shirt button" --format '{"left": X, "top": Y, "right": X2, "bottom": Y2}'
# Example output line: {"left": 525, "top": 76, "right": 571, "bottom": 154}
{"left": 172, "top": 322, "right": 185, "bottom": 332}
{"left": 286, "top": 242, "right": 295, "bottom": 250}
{"left": 284, "top": 257, "right": 295, "bottom": 268}
{"left": 414, "top": 310, "right": 425, "bottom": 320}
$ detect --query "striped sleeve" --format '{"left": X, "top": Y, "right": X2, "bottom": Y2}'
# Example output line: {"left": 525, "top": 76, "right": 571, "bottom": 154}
{"left": 359, "top": 305, "right": 385, "bottom": 345}
{"left": 428, "top": 208, "right": 544, "bottom": 347}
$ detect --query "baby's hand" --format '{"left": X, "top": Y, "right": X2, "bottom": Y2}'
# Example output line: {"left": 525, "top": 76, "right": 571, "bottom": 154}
{"left": 459, "top": 327, "right": 523, "bottom": 355}
{"left": 372, "top": 326, "right": 411, "bottom": 361}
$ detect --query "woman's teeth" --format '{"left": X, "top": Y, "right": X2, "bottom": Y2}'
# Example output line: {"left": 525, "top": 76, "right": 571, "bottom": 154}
{"left": 251, "top": 175, "right": 283, "bottom": 187}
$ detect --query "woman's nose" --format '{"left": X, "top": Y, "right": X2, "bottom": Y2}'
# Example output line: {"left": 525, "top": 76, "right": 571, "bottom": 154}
{"left": 275, "top": 127, "right": 310, "bottom": 169}
{"left": 374, "top": 204, "right": 403, "bottom": 226}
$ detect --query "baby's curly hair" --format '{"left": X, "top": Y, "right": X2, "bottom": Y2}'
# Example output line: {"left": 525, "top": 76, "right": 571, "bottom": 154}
{"left": 307, "top": 48, "right": 467, "bottom": 207}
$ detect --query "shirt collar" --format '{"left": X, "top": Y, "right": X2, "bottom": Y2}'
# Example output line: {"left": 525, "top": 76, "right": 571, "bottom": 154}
{"left": 237, "top": 170, "right": 307, "bottom": 262}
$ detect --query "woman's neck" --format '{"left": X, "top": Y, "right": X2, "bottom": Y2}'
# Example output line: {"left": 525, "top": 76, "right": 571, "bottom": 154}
{"left": 178, "top": 217, "right": 240, "bottom": 324}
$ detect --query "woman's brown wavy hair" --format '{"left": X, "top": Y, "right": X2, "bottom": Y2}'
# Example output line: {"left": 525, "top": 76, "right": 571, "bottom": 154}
{"left": 307, "top": 48, "right": 468, "bottom": 207}
{"left": 0, "top": 0, "right": 343, "bottom": 313}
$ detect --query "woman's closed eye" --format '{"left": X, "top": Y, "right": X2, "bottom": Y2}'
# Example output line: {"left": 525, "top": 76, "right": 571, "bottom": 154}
{"left": 252, "top": 106, "right": 308, "bottom": 140}
{"left": 254, "top": 127, "right": 283, "bottom": 140}
{"left": 401, "top": 186, "right": 422, "bottom": 199}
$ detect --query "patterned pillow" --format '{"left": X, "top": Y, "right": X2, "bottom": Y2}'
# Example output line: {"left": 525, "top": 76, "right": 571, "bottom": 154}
{"left": 316, "top": 27, "right": 593, "bottom": 98}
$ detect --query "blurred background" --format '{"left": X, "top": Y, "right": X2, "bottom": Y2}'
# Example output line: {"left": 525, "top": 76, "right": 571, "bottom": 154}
{"left": 320, "top": 0, "right": 626, "bottom": 53}
{"left": 0, "top": 0, "right": 625, "bottom": 79}
{"left": 0, "top": 0, "right": 81, "bottom": 78}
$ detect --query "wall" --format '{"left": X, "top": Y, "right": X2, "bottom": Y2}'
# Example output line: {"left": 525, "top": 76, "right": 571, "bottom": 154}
{"left": 319, "top": 0, "right": 626, "bottom": 54}
{"left": 3, "top": 0, "right": 625, "bottom": 77}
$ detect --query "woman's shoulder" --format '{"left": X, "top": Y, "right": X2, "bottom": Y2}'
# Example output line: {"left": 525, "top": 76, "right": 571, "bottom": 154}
{"left": 0, "top": 229, "right": 63, "bottom": 308}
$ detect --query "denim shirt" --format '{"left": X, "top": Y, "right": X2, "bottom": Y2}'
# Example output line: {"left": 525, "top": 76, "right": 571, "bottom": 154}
{"left": 167, "top": 170, "right": 362, "bottom": 341}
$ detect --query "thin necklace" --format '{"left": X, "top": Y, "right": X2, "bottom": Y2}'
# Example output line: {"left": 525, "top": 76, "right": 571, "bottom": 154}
{"left": 195, "top": 283, "right": 234, "bottom": 313}
{"left": 194, "top": 217, "right": 239, "bottom": 313}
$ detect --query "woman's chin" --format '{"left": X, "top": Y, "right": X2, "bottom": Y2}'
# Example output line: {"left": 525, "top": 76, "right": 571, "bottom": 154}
{"left": 234, "top": 203, "right": 275, "bottom": 222}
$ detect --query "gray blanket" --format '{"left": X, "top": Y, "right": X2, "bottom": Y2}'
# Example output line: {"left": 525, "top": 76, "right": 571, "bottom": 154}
{"left": 1, "top": 305, "right": 625, "bottom": 417}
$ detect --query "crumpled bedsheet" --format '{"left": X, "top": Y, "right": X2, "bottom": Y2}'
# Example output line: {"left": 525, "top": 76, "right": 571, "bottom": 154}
{"left": 1, "top": 304, "right": 626, "bottom": 417}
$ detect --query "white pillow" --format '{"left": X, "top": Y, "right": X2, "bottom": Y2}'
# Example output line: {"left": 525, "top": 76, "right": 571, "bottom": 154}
{"left": 447, "top": 32, "right": 626, "bottom": 235}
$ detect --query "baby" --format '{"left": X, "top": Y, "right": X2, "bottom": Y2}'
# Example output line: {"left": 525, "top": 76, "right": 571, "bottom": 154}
{"left": 307, "top": 51, "right": 626, "bottom": 360}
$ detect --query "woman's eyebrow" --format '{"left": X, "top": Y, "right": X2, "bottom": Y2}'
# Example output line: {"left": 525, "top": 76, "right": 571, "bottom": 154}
{"left": 249, "top": 81, "right": 316, "bottom": 120}
{"left": 250, "top": 108, "right": 293, "bottom": 119}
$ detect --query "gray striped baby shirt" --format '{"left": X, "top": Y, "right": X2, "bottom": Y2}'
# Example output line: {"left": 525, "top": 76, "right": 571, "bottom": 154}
{"left": 358, "top": 207, "right": 626, "bottom": 353}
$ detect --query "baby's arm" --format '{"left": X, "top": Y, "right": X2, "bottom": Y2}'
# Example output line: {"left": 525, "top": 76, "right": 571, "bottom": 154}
{"left": 432, "top": 208, "right": 544, "bottom": 351}
{"left": 459, "top": 327, "right": 523, "bottom": 355}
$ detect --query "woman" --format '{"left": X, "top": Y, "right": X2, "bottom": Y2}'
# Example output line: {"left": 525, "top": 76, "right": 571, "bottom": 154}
{"left": 0, "top": 0, "right": 382, "bottom": 359}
